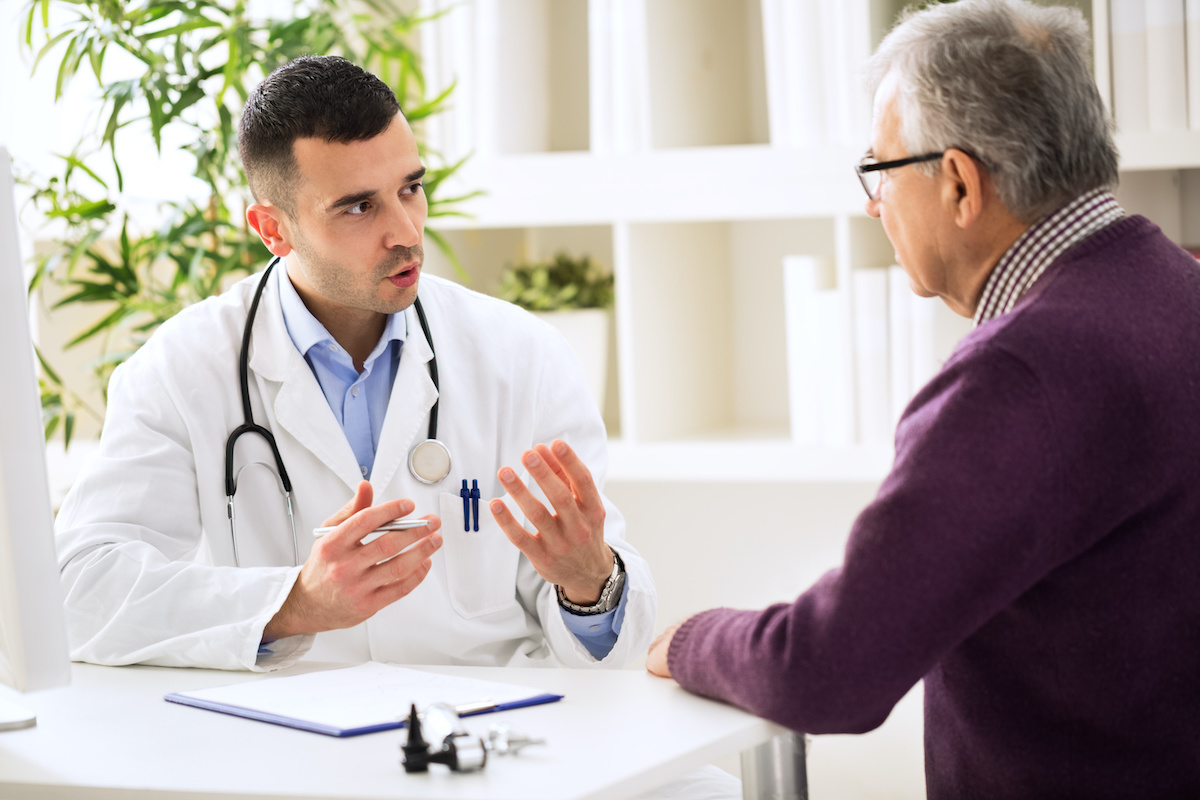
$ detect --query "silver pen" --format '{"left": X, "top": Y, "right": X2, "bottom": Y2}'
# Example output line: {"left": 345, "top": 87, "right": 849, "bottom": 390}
{"left": 312, "top": 518, "right": 430, "bottom": 538}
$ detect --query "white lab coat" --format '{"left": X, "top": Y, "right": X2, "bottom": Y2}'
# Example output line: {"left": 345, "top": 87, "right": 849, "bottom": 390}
{"left": 54, "top": 271, "right": 656, "bottom": 672}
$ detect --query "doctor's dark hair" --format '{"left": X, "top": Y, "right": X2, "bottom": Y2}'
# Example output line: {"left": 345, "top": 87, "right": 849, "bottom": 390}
{"left": 865, "top": 0, "right": 1118, "bottom": 222}
{"left": 238, "top": 55, "right": 402, "bottom": 215}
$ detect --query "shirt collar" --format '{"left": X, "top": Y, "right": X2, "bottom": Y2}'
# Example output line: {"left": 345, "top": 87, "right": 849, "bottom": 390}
{"left": 275, "top": 259, "right": 408, "bottom": 360}
{"left": 973, "top": 189, "right": 1125, "bottom": 326}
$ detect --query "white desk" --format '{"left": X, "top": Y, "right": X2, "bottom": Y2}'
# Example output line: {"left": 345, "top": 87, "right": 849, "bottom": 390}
{"left": 0, "top": 662, "right": 792, "bottom": 799}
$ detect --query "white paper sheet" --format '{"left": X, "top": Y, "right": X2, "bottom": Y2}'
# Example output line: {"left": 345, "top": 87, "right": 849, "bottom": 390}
{"left": 167, "top": 662, "right": 559, "bottom": 735}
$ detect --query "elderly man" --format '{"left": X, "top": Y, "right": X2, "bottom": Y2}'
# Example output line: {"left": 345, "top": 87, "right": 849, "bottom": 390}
{"left": 647, "top": 1, "right": 1200, "bottom": 797}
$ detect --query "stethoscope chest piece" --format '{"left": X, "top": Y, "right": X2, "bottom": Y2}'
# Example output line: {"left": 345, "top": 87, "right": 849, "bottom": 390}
{"left": 409, "top": 439, "right": 452, "bottom": 484}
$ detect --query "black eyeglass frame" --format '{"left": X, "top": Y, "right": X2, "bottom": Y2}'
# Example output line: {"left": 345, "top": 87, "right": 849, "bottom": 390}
{"left": 855, "top": 151, "right": 945, "bottom": 200}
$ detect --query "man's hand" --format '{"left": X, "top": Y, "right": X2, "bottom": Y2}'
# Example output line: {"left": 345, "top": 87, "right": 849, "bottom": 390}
{"left": 489, "top": 439, "right": 613, "bottom": 605}
{"left": 263, "top": 481, "right": 442, "bottom": 642}
{"left": 646, "top": 620, "right": 685, "bottom": 679}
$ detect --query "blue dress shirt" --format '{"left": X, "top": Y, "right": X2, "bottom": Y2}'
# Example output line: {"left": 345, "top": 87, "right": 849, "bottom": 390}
{"left": 275, "top": 267, "right": 624, "bottom": 658}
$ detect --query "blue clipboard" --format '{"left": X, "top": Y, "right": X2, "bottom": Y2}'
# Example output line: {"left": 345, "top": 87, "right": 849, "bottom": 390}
{"left": 164, "top": 690, "right": 563, "bottom": 737}
{"left": 162, "top": 662, "right": 564, "bottom": 738}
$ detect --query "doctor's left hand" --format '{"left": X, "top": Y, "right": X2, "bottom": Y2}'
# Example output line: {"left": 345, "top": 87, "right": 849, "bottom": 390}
{"left": 262, "top": 481, "right": 442, "bottom": 643}
{"left": 490, "top": 439, "right": 614, "bottom": 606}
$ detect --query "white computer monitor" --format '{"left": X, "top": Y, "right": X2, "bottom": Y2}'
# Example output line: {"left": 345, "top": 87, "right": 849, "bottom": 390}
{"left": 0, "top": 144, "right": 72, "bottom": 729}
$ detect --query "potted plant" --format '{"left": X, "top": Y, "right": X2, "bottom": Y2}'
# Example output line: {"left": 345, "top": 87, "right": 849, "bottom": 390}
{"left": 498, "top": 252, "right": 614, "bottom": 411}
{"left": 18, "top": 0, "right": 476, "bottom": 448}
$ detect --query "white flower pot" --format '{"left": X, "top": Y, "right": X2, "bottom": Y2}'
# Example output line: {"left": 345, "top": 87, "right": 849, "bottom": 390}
{"left": 533, "top": 308, "right": 610, "bottom": 411}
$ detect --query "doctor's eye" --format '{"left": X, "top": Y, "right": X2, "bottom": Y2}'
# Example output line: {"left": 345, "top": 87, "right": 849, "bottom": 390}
{"left": 346, "top": 201, "right": 372, "bottom": 216}
{"left": 403, "top": 182, "right": 424, "bottom": 195}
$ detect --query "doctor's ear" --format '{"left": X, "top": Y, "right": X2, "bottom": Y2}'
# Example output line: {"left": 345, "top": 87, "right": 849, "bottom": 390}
{"left": 246, "top": 204, "right": 294, "bottom": 258}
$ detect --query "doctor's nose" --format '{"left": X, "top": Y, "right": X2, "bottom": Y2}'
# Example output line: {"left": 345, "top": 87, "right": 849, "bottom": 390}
{"left": 383, "top": 202, "right": 423, "bottom": 250}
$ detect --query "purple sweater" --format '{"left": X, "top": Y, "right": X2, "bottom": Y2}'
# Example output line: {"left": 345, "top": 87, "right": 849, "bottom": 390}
{"left": 669, "top": 216, "right": 1200, "bottom": 799}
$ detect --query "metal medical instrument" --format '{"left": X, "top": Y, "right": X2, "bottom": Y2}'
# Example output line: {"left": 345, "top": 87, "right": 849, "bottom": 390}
{"left": 401, "top": 703, "right": 544, "bottom": 774}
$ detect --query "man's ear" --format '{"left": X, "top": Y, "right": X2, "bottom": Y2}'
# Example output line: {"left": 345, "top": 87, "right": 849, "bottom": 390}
{"left": 246, "top": 204, "right": 293, "bottom": 258}
{"left": 940, "top": 149, "right": 986, "bottom": 230}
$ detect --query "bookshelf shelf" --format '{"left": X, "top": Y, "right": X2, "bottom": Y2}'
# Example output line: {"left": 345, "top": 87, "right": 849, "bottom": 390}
{"left": 1117, "top": 130, "right": 1200, "bottom": 170}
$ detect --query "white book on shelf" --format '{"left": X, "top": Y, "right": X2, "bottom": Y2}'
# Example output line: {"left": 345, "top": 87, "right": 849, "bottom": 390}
{"left": 852, "top": 268, "right": 891, "bottom": 445}
{"left": 787, "top": 0, "right": 828, "bottom": 147}
{"left": 471, "top": 0, "right": 502, "bottom": 156}
{"left": 932, "top": 303, "right": 973, "bottom": 372}
{"left": 910, "top": 295, "right": 973, "bottom": 393}
{"left": 1187, "top": 0, "right": 1200, "bottom": 129}
{"left": 783, "top": 256, "right": 822, "bottom": 445}
{"left": 589, "top": 0, "right": 616, "bottom": 154}
{"left": 1144, "top": 0, "right": 1188, "bottom": 131}
{"left": 814, "top": 0, "right": 871, "bottom": 146}
{"left": 814, "top": 274, "right": 856, "bottom": 448}
{"left": 783, "top": 255, "right": 854, "bottom": 447}
{"left": 1111, "top": 0, "right": 1150, "bottom": 133}
{"left": 759, "top": 0, "right": 790, "bottom": 147}
{"left": 910, "top": 294, "right": 938, "bottom": 394}
{"left": 761, "top": 0, "right": 826, "bottom": 147}
{"left": 420, "top": 0, "right": 477, "bottom": 161}
{"left": 839, "top": 0, "right": 873, "bottom": 143}
{"left": 817, "top": 0, "right": 846, "bottom": 146}
{"left": 606, "top": 0, "right": 651, "bottom": 153}
{"left": 887, "top": 264, "right": 914, "bottom": 425}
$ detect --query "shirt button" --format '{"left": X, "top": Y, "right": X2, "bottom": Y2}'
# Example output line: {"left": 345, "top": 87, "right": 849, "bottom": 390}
{"left": 351, "top": 386, "right": 360, "bottom": 397}
{"left": 589, "top": 624, "right": 602, "bottom": 632}
{"left": 328, "top": 344, "right": 338, "bottom": 352}
{"left": 360, "top": 465, "right": 368, "bottom": 477}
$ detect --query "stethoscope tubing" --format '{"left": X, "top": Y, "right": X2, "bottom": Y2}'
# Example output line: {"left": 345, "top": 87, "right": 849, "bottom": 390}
{"left": 224, "top": 257, "right": 442, "bottom": 567}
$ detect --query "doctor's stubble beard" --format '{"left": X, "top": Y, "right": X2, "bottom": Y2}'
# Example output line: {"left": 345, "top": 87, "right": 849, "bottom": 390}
{"left": 290, "top": 231, "right": 424, "bottom": 316}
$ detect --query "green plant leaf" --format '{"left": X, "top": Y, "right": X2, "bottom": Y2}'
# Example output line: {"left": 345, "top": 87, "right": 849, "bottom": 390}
{"left": 34, "top": 346, "right": 63, "bottom": 384}
{"left": 498, "top": 252, "right": 614, "bottom": 311}
{"left": 44, "top": 412, "right": 61, "bottom": 440}
{"left": 21, "top": 0, "right": 475, "bottom": 445}
{"left": 53, "top": 31, "right": 80, "bottom": 99}
{"left": 65, "top": 304, "right": 136, "bottom": 348}
{"left": 424, "top": 227, "right": 468, "bottom": 283}
{"left": 63, "top": 410, "right": 75, "bottom": 449}
{"left": 31, "top": 27, "right": 72, "bottom": 74}
{"left": 140, "top": 17, "right": 223, "bottom": 41}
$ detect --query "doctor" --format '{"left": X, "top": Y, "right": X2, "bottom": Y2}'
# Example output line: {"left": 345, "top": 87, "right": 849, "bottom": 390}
{"left": 54, "top": 55, "right": 656, "bottom": 672}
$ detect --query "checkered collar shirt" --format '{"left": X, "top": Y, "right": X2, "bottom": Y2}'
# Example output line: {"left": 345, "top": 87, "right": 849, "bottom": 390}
{"left": 973, "top": 189, "right": 1125, "bottom": 326}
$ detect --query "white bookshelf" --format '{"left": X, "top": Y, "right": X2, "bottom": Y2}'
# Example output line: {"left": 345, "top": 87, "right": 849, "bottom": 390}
{"left": 418, "top": 0, "right": 1200, "bottom": 483}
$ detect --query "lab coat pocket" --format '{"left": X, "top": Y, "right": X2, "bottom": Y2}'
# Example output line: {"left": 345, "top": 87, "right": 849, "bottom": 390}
{"left": 438, "top": 491, "right": 521, "bottom": 619}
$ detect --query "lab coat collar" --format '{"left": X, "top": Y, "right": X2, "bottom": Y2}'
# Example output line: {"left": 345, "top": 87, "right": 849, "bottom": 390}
{"left": 244, "top": 265, "right": 437, "bottom": 493}
{"left": 370, "top": 298, "right": 436, "bottom": 493}
{"left": 275, "top": 263, "right": 410, "bottom": 368}
{"left": 245, "top": 265, "right": 296, "bottom": 385}
{"left": 245, "top": 266, "right": 361, "bottom": 489}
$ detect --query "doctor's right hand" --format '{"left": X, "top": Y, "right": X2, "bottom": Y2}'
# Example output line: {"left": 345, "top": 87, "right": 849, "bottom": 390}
{"left": 262, "top": 481, "right": 442, "bottom": 643}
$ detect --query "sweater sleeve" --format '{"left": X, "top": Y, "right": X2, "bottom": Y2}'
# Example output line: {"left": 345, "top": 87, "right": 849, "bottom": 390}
{"left": 668, "top": 342, "right": 1074, "bottom": 734}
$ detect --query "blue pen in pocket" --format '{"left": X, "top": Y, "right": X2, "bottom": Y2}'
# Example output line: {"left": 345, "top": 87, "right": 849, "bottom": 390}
{"left": 460, "top": 479, "right": 470, "bottom": 532}
{"left": 470, "top": 480, "right": 480, "bottom": 532}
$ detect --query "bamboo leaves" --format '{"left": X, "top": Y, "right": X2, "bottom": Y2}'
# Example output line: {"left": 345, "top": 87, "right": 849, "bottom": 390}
{"left": 20, "top": 0, "right": 468, "bottom": 444}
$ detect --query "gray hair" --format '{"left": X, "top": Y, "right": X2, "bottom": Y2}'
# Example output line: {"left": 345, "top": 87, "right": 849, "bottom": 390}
{"left": 866, "top": 0, "right": 1118, "bottom": 222}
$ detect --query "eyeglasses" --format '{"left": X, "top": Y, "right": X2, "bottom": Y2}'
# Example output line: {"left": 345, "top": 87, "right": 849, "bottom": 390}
{"left": 855, "top": 152, "right": 945, "bottom": 200}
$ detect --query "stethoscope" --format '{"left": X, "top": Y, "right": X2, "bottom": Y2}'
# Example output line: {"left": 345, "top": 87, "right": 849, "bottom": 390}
{"left": 224, "top": 257, "right": 452, "bottom": 567}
